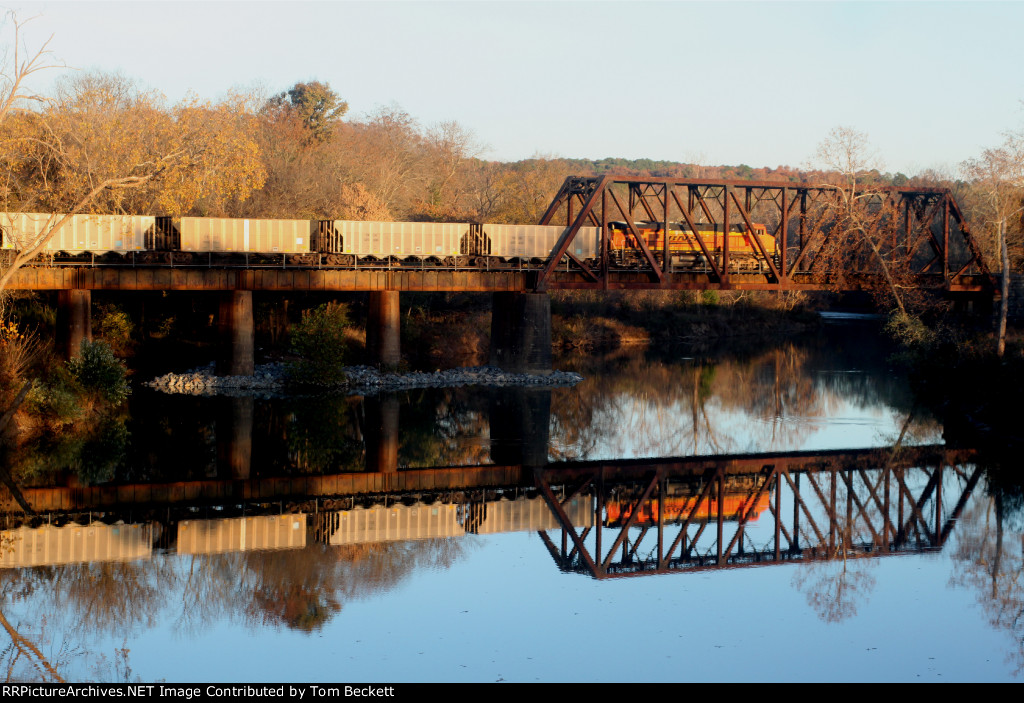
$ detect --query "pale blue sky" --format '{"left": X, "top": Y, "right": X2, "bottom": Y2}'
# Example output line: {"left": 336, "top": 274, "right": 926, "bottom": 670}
{"left": 10, "top": 1, "right": 1024, "bottom": 175}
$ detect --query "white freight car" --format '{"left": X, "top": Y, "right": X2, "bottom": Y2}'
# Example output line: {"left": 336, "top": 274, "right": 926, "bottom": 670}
{"left": 0, "top": 212, "right": 156, "bottom": 254}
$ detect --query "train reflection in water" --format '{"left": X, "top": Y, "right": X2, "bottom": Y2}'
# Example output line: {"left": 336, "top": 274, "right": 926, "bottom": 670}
{"left": 0, "top": 448, "right": 978, "bottom": 585}
{"left": 177, "top": 514, "right": 307, "bottom": 554}
{"left": 0, "top": 522, "right": 155, "bottom": 567}
{"left": 0, "top": 446, "right": 981, "bottom": 579}
{"left": 0, "top": 489, "right": 752, "bottom": 565}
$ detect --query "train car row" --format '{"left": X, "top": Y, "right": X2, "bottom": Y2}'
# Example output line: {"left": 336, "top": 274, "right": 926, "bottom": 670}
{"left": 0, "top": 212, "right": 775, "bottom": 271}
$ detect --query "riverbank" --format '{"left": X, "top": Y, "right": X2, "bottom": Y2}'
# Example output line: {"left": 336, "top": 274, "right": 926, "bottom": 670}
{"left": 549, "top": 290, "right": 822, "bottom": 352}
{"left": 145, "top": 362, "right": 584, "bottom": 397}
{"left": 887, "top": 317, "right": 1024, "bottom": 449}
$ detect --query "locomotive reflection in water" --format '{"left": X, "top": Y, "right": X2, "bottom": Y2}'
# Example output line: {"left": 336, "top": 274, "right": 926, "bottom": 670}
{"left": 0, "top": 212, "right": 772, "bottom": 272}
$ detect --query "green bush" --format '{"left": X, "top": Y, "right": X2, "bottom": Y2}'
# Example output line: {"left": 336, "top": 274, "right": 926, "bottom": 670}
{"left": 885, "top": 311, "right": 936, "bottom": 351}
{"left": 288, "top": 302, "right": 350, "bottom": 385}
{"left": 95, "top": 303, "right": 135, "bottom": 356}
{"left": 25, "top": 365, "right": 84, "bottom": 424}
{"left": 68, "top": 340, "right": 131, "bottom": 404}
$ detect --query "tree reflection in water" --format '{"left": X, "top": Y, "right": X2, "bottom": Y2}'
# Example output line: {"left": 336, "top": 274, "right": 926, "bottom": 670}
{"left": 950, "top": 473, "right": 1024, "bottom": 673}
{"left": 551, "top": 337, "right": 920, "bottom": 460}
{"left": 792, "top": 551, "right": 878, "bottom": 623}
{"left": 0, "top": 536, "right": 471, "bottom": 682}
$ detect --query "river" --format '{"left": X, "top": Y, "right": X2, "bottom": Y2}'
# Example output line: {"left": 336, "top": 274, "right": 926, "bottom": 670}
{"left": 0, "top": 321, "right": 1019, "bottom": 682}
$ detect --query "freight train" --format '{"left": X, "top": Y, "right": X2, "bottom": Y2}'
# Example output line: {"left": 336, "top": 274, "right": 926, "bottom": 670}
{"left": 0, "top": 212, "right": 775, "bottom": 271}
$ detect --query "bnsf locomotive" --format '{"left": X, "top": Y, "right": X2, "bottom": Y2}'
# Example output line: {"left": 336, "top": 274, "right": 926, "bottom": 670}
{"left": 0, "top": 213, "right": 774, "bottom": 271}
{"left": 609, "top": 220, "right": 776, "bottom": 271}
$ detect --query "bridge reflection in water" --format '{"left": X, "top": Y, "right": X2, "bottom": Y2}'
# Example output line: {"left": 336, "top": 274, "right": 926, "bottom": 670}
{"left": 531, "top": 448, "right": 980, "bottom": 578}
{"left": 0, "top": 445, "right": 979, "bottom": 578}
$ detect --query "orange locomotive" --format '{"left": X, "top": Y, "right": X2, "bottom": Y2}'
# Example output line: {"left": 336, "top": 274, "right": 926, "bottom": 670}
{"left": 608, "top": 220, "right": 776, "bottom": 271}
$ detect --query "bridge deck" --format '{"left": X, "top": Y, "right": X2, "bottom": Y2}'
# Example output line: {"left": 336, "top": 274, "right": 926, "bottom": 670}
{"left": 4, "top": 264, "right": 993, "bottom": 293}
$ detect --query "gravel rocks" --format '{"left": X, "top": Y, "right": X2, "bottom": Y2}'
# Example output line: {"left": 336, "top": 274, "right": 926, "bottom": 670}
{"left": 145, "top": 363, "right": 583, "bottom": 397}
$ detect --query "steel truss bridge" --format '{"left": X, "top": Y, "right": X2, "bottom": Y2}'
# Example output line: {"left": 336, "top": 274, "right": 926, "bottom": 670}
{"left": 537, "top": 176, "right": 993, "bottom": 294}
{"left": 4, "top": 177, "right": 994, "bottom": 296}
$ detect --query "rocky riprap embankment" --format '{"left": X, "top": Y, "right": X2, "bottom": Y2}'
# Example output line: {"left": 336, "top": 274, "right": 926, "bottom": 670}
{"left": 145, "top": 363, "right": 583, "bottom": 397}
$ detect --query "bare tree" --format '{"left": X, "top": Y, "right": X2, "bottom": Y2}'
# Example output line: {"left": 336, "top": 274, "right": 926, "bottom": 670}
{"left": 342, "top": 105, "right": 426, "bottom": 216}
{"left": 961, "top": 126, "right": 1024, "bottom": 355}
{"left": 0, "top": 12, "right": 61, "bottom": 124}
{"left": 418, "top": 120, "right": 486, "bottom": 220}
{"left": 814, "top": 126, "right": 882, "bottom": 196}
{"left": 810, "top": 127, "right": 909, "bottom": 313}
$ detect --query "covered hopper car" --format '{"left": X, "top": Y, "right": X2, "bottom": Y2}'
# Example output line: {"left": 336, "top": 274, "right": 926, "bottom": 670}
{"left": 0, "top": 522, "right": 154, "bottom": 568}
{"left": 0, "top": 213, "right": 157, "bottom": 256}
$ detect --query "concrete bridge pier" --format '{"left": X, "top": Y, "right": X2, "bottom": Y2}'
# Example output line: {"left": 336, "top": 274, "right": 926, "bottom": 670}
{"left": 367, "top": 290, "right": 401, "bottom": 368}
{"left": 216, "top": 290, "right": 254, "bottom": 377}
{"left": 56, "top": 289, "right": 92, "bottom": 359}
{"left": 364, "top": 394, "right": 400, "bottom": 473}
{"left": 489, "top": 292, "right": 552, "bottom": 374}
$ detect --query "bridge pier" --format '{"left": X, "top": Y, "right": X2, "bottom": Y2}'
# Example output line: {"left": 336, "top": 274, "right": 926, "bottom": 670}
{"left": 216, "top": 291, "right": 254, "bottom": 377}
{"left": 489, "top": 388, "right": 551, "bottom": 467}
{"left": 56, "top": 289, "right": 91, "bottom": 359}
{"left": 364, "top": 394, "right": 399, "bottom": 473}
{"left": 367, "top": 290, "right": 401, "bottom": 368}
{"left": 217, "top": 396, "right": 253, "bottom": 479}
{"left": 489, "top": 292, "right": 552, "bottom": 374}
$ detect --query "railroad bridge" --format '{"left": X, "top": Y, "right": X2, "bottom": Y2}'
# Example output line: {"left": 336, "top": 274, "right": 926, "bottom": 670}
{"left": 3, "top": 176, "right": 994, "bottom": 371}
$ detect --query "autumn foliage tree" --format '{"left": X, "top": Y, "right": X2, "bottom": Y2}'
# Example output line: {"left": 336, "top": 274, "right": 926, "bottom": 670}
{"left": 265, "top": 80, "right": 347, "bottom": 144}
{"left": 0, "top": 70, "right": 267, "bottom": 289}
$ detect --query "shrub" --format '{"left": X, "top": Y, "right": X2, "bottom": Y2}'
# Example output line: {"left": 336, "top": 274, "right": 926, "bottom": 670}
{"left": 25, "top": 365, "right": 84, "bottom": 424}
{"left": 95, "top": 304, "right": 135, "bottom": 356}
{"left": 288, "top": 302, "right": 350, "bottom": 385}
{"left": 885, "top": 311, "right": 935, "bottom": 351}
{"left": 0, "top": 319, "right": 41, "bottom": 398}
{"left": 68, "top": 340, "right": 131, "bottom": 404}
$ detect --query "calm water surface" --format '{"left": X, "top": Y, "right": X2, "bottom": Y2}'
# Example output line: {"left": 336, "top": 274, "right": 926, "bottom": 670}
{"left": 2, "top": 324, "right": 1020, "bottom": 682}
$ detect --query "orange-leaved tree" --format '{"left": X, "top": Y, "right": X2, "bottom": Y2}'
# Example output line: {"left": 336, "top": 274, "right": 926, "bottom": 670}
{"left": 0, "top": 68, "right": 266, "bottom": 290}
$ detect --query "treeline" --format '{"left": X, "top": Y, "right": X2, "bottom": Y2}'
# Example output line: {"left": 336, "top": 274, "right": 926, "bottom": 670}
{"left": 560, "top": 156, "right": 910, "bottom": 186}
{"left": 0, "top": 67, "right": 1020, "bottom": 270}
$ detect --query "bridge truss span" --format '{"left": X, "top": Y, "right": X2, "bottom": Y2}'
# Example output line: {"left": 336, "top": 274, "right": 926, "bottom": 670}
{"left": 537, "top": 176, "right": 993, "bottom": 294}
